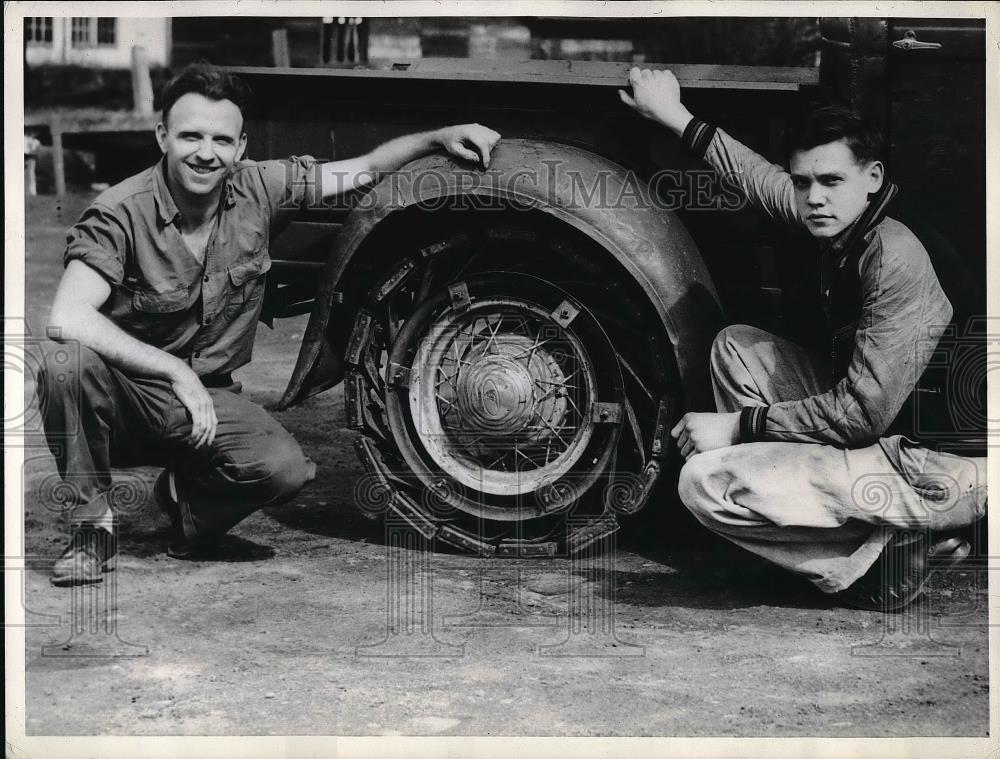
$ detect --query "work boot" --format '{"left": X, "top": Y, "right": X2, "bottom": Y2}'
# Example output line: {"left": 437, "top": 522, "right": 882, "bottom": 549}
{"left": 834, "top": 530, "right": 971, "bottom": 612}
{"left": 50, "top": 526, "right": 117, "bottom": 587}
{"left": 154, "top": 468, "right": 210, "bottom": 560}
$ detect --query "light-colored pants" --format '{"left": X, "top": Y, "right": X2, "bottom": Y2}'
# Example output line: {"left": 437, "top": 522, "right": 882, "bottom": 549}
{"left": 678, "top": 325, "right": 987, "bottom": 593}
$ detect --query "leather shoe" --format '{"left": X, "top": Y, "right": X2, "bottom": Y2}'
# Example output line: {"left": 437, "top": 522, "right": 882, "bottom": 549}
{"left": 50, "top": 527, "right": 116, "bottom": 587}
{"left": 834, "top": 530, "right": 971, "bottom": 612}
{"left": 154, "top": 468, "right": 210, "bottom": 560}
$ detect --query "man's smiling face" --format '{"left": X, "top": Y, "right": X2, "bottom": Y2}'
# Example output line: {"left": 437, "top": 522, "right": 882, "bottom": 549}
{"left": 155, "top": 93, "right": 247, "bottom": 203}
{"left": 789, "top": 138, "right": 884, "bottom": 239}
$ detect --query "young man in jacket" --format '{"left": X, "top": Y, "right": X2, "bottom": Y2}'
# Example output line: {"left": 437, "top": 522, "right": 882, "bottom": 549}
{"left": 621, "top": 67, "right": 987, "bottom": 611}
{"left": 40, "top": 63, "right": 501, "bottom": 586}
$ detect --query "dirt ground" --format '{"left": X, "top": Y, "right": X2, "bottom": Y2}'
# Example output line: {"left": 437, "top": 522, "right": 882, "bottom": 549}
{"left": 17, "top": 193, "right": 989, "bottom": 738}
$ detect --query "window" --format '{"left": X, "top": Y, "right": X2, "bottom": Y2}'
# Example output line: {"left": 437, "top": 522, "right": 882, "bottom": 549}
{"left": 97, "top": 18, "right": 117, "bottom": 45}
{"left": 25, "top": 17, "right": 53, "bottom": 44}
{"left": 71, "top": 17, "right": 117, "bottom": 47}
{"left": 71, "top": 17, "right": 90, "bottom": 46}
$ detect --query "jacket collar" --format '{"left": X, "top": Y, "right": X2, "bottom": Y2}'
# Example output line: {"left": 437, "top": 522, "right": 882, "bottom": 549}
{"left": 152, "top": 158, "right": 238, "bottom": 225}
{"left": 826, "top": 180, "right": 900, "bottom": 262}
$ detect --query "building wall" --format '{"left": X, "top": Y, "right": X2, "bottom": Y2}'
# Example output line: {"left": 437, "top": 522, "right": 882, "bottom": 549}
{"left": 25, "top": 17, "right": 170, "bottom": 68}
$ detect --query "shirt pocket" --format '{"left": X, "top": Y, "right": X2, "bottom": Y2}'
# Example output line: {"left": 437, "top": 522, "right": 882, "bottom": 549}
{"left": 126, "top": 285, "right": 196, "bottom": 348}
{"left": 224, "top": 254, "right": 272, "bottom": 319}
{"left": 132, "top": 286, "right": 193, "bottom": 314}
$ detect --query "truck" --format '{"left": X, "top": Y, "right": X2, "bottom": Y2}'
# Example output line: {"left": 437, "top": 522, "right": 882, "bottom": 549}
{"left": 222, "top": 16, "right": 987, "bottom": 556}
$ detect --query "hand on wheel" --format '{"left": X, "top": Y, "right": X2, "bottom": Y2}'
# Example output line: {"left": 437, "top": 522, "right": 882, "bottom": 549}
{"left": 437, "top": 123, "right": 502, "bottom": 169}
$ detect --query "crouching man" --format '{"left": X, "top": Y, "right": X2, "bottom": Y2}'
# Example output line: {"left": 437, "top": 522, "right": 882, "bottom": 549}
{"left": 621, "top": 67, "right": 987, "bottom": 611}
{"left": 40, "top": 63, "right": 501, "bottom": 586}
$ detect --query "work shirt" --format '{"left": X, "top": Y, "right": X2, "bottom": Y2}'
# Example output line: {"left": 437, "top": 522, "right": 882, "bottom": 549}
{"left": 63, "top": 155, "right": 320, "bottom": 381}
{"left": 693, "top": 128, "right": 955, "bottom": 468}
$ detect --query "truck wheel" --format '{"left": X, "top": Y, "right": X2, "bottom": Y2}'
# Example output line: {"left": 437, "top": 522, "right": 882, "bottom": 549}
{"left": 341, "top": 204, "right": 678, "bottom": 555}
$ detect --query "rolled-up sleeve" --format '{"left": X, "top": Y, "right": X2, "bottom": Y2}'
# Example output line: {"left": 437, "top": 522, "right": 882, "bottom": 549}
{"left": 763, "top": 227, "right": 953, "bottom": 446}
{"left": 254, "top": 155, "right": 322, "bottom": 234}
{"left": 63, "top": 204, "right": 128, "bottom": 285}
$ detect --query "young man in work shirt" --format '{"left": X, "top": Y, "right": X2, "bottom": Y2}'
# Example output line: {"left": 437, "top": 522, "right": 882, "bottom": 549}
{"left": 621, "top": 67, "right": 987, "bottom": 611}
{"left": 40, "top": 64, "right": 501, "bottom": 586}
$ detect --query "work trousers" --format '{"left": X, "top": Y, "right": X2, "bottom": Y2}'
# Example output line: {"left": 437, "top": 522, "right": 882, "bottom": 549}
{"left": 37, "top": 342, "right": 316, "bottom": 543}
{"left": 678, "top": 325, "right": 987, "bottom": 593}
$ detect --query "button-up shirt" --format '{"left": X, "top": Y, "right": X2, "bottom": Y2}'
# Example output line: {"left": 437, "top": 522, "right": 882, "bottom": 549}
{"left": 63, "top": 155, "right": 319, "bottom": 380}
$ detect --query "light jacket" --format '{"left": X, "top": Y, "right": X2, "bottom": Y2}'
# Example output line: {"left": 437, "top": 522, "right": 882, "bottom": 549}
{"left": 684, "top": 123, "right": 985, "bottom": 475}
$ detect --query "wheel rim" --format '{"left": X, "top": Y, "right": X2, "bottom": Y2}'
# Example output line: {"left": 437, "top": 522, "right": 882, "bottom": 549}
{"left": 384, "top": 272, "right": 624, "bottom": 521}
{"left": 410, "top": 300, "right": 598, "bottom": 496}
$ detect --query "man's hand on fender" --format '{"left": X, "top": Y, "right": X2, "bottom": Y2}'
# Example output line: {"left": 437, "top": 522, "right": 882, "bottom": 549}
{"left": 170, "top": 364, "right": 218, "bottom": 448}
{"left": 436, "top": 124, "right": 502, "bottom": 169}
{"left": 619, "top": 67, "right": 695, "bottom": 137}
{"left": 671, "top": 411, "right": 740, "bottom": 460}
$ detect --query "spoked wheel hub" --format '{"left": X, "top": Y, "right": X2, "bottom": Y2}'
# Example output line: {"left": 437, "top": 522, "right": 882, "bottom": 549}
{"left": 386, "top": 273, "right": 623, "bottom": 522}
{"left": 412, "top": 300, "right": 596, "bottom": 496}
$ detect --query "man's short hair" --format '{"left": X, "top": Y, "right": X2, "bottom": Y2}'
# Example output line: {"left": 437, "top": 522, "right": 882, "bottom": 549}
{"left": 161, "top": 63, "right": 253, "bottom": 126}
{"left": 785, "top": 106, "right": 884, "bottom": 165}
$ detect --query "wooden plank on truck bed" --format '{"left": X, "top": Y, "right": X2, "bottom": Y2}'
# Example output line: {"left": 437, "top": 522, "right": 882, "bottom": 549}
{"left": 24, "top": 109, "right": 158, "bottom": 133}
{"left": 224, "top": 60, "right": 819, "bottom": 91}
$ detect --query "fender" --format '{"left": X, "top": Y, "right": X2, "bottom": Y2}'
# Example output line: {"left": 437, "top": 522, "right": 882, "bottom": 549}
{"left": 278, "top": 139, "right": 724, "bottom": 411}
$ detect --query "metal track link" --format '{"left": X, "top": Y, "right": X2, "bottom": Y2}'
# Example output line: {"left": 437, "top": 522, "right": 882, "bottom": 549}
{"left": 438, "top": 525, "right": 498, "bottom": 557}
{"left": 495, "top": 540, "right": 558, "bottom": 558}
{"left": 565, "top": 515, "right": 620, "bottom": 554}
{"left": 388, "top": 490, "right": 439, "bottom": 540}
{"left": 598, "top": 394, "right": 673, "bottom": 517}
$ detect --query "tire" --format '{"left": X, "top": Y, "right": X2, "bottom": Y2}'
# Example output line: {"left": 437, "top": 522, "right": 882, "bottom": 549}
{"left": 339, "top": 201, "right": 680, "bottom": 555}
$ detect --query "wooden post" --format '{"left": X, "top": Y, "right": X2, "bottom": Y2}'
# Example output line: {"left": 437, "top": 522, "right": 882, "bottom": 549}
{"left": 320, "top": 17, "right": 332, "bottom": 65}
{"left": 24, "top": 135, "right": 40, "bottom": 196}
{"left": 131, "top": 45, "right": 154, "bottom": 116}
{"left": 272, "top": 28, "right": 290, "bottom": 68}
{"left": 52, "top": 119, "right": 66, "bottom": 197}
{"left": 24, "top": 157, "right": 37, "bottom": 196}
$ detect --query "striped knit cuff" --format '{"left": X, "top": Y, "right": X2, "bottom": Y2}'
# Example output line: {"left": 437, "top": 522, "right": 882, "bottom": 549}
{"left": 681, "top": 118, "right": 717, "bottom": 158}
{"left": 739, "top": 406, "right": 769, "bottom": 443}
